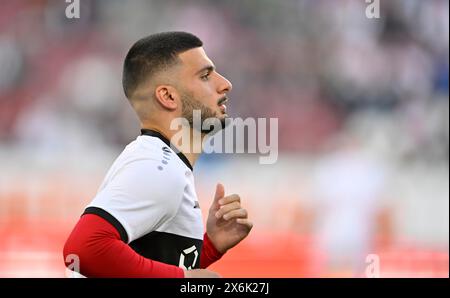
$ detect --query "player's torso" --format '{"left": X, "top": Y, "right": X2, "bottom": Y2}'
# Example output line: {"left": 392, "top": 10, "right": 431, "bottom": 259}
{"left": 129, "top": 169, "right": 204, "bottom": 269}
{"left": 88, "top": 132, "right": 205, "bottom": 269}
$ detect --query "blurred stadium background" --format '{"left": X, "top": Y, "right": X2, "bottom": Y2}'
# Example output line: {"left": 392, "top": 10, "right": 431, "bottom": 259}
{"left": 0, "top": 0, "right": 448, "bottom": 277}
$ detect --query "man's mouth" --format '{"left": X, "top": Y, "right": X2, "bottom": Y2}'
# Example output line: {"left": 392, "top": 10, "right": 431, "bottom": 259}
{"left": 218, "top": 96, "right": 228, "bottom": 113}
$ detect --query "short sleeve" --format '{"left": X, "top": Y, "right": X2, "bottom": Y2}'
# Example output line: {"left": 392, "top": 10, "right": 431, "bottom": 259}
{"left": 86, "top": 159, "right": 185, "bottom": 243}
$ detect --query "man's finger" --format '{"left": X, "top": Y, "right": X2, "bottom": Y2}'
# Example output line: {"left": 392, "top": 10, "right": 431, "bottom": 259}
{"left": 221, "top": 208, "right": 248, "bottom": 221}
{"left": 215, "top": 201, "right": 241, "bottom": 218}
{"left": 210, "top": 183, "right": 225, "bottom": 211}
{"left": 218, "top": 194, "right": 240, "bottom": 206}
{"left": 236, "top": 218, "right": 253, "bottom": 230}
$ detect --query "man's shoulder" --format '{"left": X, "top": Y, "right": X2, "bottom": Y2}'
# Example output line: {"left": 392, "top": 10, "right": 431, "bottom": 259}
{"left": 111, "top": 136, "right": 188, "bottom": 186}
{"left": 92, "top": 136, "right": 189, "bottom": 211}
{"left": 121, "top": 135, "right": 165, "bottom": 160}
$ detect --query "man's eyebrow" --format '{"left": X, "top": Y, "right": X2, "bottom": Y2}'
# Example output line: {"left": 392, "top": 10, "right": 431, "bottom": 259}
{"left": 195, "top": 65, "right": 215, "bottom": 75}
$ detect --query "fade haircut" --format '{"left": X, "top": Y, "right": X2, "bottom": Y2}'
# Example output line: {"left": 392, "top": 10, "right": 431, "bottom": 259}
{"left": 122, "top": 31, "right": 203, "bottom": 99}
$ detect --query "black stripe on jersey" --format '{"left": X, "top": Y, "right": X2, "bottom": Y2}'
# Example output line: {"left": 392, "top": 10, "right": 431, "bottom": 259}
{"left": 130, "top": 231, "right": 203, "bottom": 269}
{"left": 83, "top": 207, "right": 129, "bottom": 243}
{"left": 140, "top": 129, "right": 193, "bottom": 171}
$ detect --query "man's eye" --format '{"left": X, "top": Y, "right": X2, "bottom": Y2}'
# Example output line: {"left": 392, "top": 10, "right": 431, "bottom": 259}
{"left": 201, "top": 73, "right": 210, "bottom": 81}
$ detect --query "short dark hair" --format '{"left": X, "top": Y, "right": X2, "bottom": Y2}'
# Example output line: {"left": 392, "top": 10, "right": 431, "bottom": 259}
{"left": 122, "top": 31, "right": 203, "bottom": 99}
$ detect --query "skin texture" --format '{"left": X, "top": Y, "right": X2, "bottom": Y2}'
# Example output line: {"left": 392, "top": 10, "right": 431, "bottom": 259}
{"left": 130, "top": 47, "right": 253, "bottom": 278}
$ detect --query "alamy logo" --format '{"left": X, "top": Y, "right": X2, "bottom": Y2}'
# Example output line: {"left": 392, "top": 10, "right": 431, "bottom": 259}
{"left": 65, "top": 0, "right": 80, "bottom": 19}
{"left": 365, "top": 0, "right": 380, "bottom": 19}
{"left": 170, "top": 110, "right": 279, "bottom": 165}
{"left": 365, "top": 254, "right": 381, "bottom": 277}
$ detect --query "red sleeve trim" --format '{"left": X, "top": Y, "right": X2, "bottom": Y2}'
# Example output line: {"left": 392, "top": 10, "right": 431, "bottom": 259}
{"left": 200, "top": 233, "right": 224, "bottom": 268}
{"left": 63, "top": 213, "right": 184, "bottom": 278}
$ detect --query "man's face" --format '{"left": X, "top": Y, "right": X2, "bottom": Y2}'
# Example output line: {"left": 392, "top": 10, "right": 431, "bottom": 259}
{"left": 176, "top": 47, "right": 232, "bottom": 131}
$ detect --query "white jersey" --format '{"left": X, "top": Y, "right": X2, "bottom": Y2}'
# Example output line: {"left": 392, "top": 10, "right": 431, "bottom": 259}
{"left": 84, "top": 129, "right": 204, "bottom": 269}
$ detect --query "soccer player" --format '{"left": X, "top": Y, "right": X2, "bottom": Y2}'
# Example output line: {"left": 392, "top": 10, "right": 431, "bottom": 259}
{"left": 63, "top": 31, "right": 252, "bottom": 278}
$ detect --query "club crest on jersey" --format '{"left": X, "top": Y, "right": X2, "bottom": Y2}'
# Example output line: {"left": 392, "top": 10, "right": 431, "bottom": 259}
{"left": 178, "top": 245, "right": 199, "bottom": 270}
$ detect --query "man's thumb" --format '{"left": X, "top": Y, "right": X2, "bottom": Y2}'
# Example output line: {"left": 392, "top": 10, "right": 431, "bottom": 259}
{"left": 213, "top": 183, "right": 225, "bottom": 206}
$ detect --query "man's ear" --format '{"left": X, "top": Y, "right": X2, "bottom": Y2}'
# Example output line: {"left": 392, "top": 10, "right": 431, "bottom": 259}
{"left": 154, "top": 85, "right": 179, "bottom": 111}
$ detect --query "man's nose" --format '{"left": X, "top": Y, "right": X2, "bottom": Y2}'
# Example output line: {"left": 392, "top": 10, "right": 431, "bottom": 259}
{"left": 217, "top": 73, "right": 232, "bottom": 94}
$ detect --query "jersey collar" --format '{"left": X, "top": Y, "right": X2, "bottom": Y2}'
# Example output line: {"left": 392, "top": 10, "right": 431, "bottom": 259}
{"left": 140, "top": 129, "right": 193, "bottom": 171}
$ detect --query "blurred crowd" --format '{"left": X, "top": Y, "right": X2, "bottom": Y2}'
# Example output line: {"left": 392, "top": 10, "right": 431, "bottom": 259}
{"left": 0, "top": 0, "right": 448, "bottom": 277}
{"left": 0, "top": 0, "right": 448, "bottom": 162}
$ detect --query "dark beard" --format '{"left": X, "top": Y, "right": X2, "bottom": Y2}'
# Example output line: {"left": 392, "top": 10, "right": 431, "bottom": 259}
{"left": 181, "top": 93, "right": 227, "bottom": 134}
